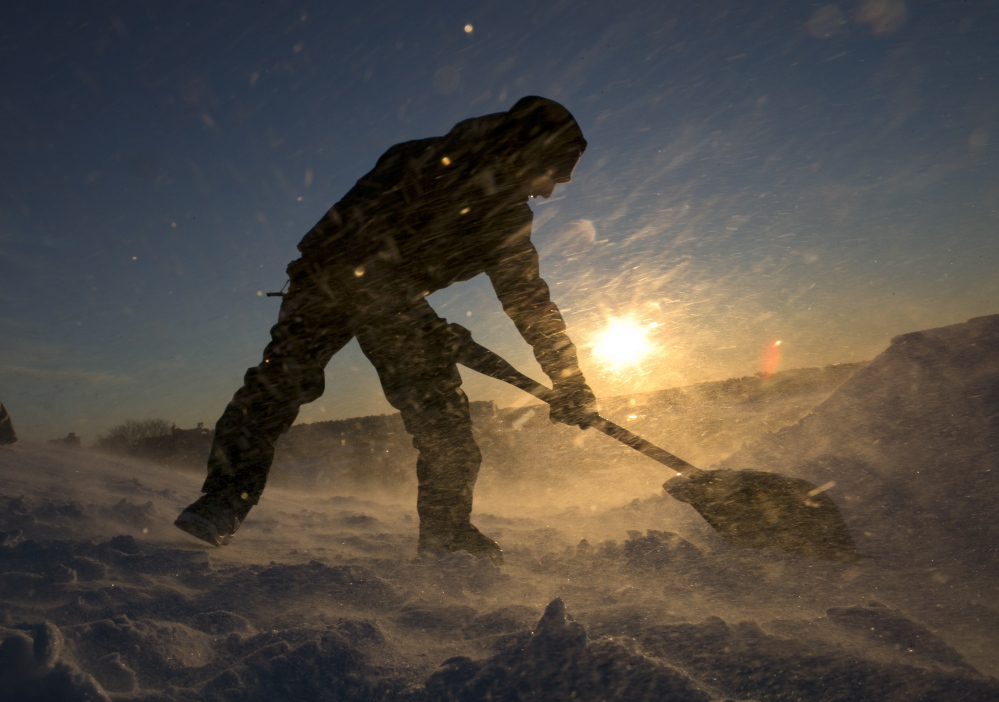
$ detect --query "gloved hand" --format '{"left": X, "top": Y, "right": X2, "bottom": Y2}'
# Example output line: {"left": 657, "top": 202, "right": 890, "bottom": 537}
{"left": 548, "top": 376, "right": 598, "bottom": 427}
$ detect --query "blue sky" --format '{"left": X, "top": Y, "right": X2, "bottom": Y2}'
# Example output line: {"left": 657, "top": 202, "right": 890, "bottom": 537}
{"left": 1, "top": 0, "right": 997, "bottom": 442}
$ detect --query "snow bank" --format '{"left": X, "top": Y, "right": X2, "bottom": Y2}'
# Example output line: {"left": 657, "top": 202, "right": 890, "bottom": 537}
{"left": 714, "top": 313, "right": 999, "bottom": 576}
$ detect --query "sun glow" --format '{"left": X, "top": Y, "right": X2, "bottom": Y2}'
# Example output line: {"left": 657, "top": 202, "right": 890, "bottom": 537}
{"left": 592, "top": 319, "right": 654, "bottom": 369}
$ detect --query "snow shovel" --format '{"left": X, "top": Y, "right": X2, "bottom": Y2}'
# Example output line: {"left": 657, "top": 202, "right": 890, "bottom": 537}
{"left": 448, "top": 324, "right": 861, "bottom": 564}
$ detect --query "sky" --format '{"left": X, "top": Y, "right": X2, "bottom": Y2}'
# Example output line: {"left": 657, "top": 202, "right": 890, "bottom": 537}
{"left": 1, "top": 0, "right": 997, "bottom": 443}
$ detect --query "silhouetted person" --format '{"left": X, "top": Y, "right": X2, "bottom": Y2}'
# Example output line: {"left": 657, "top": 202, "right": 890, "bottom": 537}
{"left": 175, "top": 96, "right": 596, "bottom": 563}
{"left": 0, "top": 403, "right": 16, "bottom": 445}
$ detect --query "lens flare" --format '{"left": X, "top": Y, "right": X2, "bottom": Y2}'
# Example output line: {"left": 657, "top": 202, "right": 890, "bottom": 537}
{"left": 760, "top": 338, "right": 782, "bottom": 377}
{"left": 592, "top": 319, "right": 653, "bottom": 369}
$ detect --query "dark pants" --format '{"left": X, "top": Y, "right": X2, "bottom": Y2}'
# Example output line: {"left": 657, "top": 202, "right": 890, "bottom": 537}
{"left": 202, "top": 261, "right": 481, "bottom": 531}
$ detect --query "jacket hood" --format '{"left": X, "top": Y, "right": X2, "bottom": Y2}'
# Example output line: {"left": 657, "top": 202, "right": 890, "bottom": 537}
{"left": 440, "top": 96, "right": 587, "bottom": 185}
{"left": 505, "top": 96, "right": 587, "bottom": 182}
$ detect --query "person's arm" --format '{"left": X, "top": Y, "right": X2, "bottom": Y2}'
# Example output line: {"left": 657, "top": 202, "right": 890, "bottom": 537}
{"left": 485, "top": 229, "right": 597, "bottom": 425}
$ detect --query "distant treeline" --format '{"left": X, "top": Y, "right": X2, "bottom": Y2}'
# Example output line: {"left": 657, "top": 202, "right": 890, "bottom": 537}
{"left": 97, "top": 362, "right": 867, "bottom": 489}
{"left": 620, "top": 362, "right": 866, "bottom": 411}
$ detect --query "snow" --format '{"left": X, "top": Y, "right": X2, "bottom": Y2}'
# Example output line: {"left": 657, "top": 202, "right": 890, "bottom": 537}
{"left": 2, "top": 315, "right": 998, "bottom": 700}
{"left": 714, "top": 313, "right": 999, "bottom": 577}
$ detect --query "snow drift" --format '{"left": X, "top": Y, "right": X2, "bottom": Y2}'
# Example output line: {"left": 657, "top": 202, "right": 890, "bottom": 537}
{"left": 714, "top": 313, "right": 999, "bottom": 577}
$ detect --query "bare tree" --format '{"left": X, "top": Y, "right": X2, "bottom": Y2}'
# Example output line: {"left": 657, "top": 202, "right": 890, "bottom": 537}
{"left": 97, "top": 418, "right": 172, "bottom": 455}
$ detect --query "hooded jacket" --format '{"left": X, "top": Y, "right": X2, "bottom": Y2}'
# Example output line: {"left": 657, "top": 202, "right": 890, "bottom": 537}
{"left": 294, "top": 97, "right": 588, "bottom": 382}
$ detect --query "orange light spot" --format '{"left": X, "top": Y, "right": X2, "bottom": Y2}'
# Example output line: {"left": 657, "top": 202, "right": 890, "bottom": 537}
{"left": 759, "top": 338, "right": 782, "bottom": 377}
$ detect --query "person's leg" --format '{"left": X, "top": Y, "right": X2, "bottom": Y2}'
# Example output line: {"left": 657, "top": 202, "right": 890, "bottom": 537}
{"left": 177, "top": 264, "right": 353, "bottom": 545}
{"left": 353, "top": 296, "right": 501, "bottom": 563}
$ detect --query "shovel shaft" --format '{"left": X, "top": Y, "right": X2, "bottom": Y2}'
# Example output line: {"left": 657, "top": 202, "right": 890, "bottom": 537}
{"left": 584, "top": 416, "right": 701, "bottom": 475}
{"left": 451, "top": 325, "right": 702, "bottom": 477}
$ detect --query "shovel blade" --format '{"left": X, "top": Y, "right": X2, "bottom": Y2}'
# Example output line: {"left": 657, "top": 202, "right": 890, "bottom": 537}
{"left": 664, "top": 470, "right": 861, "bottom": 563}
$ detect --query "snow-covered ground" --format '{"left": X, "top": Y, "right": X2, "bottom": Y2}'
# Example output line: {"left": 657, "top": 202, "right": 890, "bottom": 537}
{"left": 2, "top": 315, "right": 997, "bottom": 701}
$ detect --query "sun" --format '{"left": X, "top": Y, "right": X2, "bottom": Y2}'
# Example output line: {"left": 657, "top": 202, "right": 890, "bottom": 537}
{"left": 592, "top": 319, "right": 655, "bottom": 369}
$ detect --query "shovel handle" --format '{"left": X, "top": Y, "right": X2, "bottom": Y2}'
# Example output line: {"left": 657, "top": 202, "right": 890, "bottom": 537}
{"left": 583, "top": 415, "right": 701, "bottom": 476}
{"left": 450, "top": 325, "right": 703, "bottom": 477}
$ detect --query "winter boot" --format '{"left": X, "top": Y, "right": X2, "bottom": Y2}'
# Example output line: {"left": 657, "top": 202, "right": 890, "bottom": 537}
{"left": 418, "top": 521, "right": 504, "bottom": 565}
{"left": 175, "top": 491, "right": 253, "bottom": 546}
